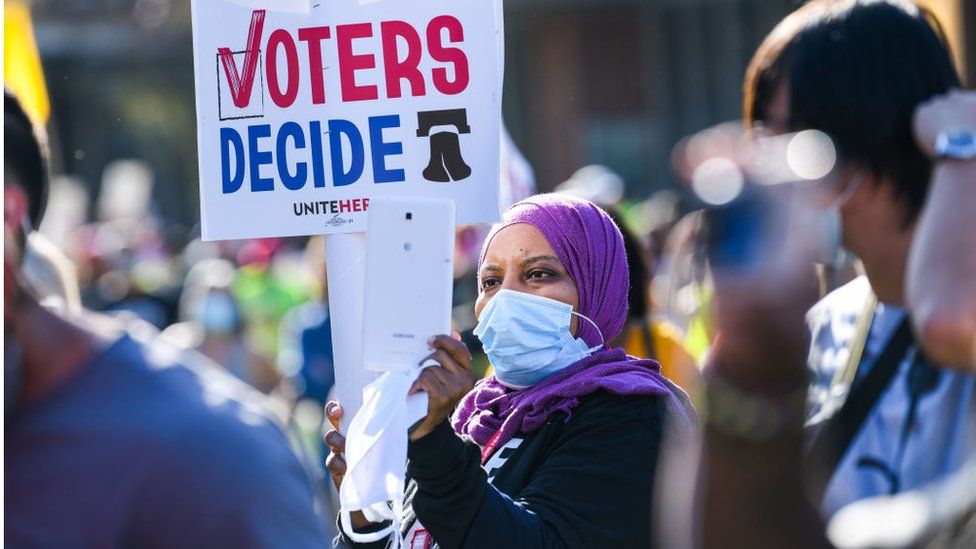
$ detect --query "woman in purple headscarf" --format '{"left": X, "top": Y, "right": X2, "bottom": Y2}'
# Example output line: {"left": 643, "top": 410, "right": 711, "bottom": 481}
{"left": 328, "top": 193, "right": 695, "bottom": 549}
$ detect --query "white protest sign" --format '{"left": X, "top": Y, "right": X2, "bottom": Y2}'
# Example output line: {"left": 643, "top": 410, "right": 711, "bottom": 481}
{"left": 191, "top": 0, "right": 502, "bottom": 240}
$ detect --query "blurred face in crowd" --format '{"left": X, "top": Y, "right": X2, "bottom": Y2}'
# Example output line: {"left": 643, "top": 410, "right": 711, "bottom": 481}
{"left": 764, "top": 79, "right": 911, "bottom": 260}
{"left": 744, "top": 1, "right": 960, "bottom": 271}
{"left": 476, "top": 223, "right": 581, "bottom": 336}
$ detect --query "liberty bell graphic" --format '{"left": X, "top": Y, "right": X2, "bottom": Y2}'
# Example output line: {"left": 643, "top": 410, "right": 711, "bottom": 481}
{"left": 417, "top": 109, "right": 472, "bottom": 182}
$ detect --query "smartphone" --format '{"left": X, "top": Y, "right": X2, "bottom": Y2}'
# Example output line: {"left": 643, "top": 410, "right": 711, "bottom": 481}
{"left": 362, "top": 196, "right": 455, "bottom": 372}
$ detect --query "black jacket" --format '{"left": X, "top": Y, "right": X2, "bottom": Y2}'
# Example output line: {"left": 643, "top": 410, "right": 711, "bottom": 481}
{"left": 339, "top": 391, "right": 667, "bottom": 548}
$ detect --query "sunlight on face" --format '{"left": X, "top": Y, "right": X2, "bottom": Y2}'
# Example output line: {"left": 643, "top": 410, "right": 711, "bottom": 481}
{"left": 475, "top": 223, "right": 581, "bottom": 335}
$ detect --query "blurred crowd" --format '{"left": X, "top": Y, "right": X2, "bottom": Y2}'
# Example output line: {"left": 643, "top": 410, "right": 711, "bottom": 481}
{"left": 29, "top": 153, "right": 709, "bottom": 438}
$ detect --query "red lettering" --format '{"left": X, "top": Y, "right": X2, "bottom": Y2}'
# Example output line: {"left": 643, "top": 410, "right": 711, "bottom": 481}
{"left": 380, "top": 21, "right": 425, "bottom": 98}
{"left": 340, "top": 200, "right": 352, "bottom": 213}
{"left": 427, "top": 16, "right": 469, "bottom": 95}
{"left": 352, "top": 198, "right": 363, "bottom": 211}
{"left": 218, "top": 10, "right": 266, "bottom": 108}
{"left": 298, "top": 26, "right": 332, "bottom": 105}
{"left": 337, "top": 23, "right": 379, "bottom": 102}
{"left": 267, "top": 29, "right": 300, "bottom": 107}
{"left": 363, "top": 198, "right": 370, "bottom": 210}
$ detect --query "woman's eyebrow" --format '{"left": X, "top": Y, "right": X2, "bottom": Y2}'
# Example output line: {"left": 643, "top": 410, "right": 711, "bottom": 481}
{"left": 521, "top": 255, "right": 561, "bottom": 268}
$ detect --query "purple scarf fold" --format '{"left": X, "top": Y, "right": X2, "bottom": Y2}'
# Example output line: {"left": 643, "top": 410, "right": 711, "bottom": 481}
{"left": 451, "top": 347, "right": 691, "bottom": 448}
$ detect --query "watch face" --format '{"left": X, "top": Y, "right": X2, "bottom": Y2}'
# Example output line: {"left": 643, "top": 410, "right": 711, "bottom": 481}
{"left": 948, "top": 132, "right": 974, "bottom": 147}
{"left": 937, "top": 130, "right": 976, "bottom": 159}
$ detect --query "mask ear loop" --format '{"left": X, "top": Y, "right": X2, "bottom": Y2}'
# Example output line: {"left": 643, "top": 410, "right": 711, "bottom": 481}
{"left": 571, "top": 311, "right": 605, "bottom": 353}
{"left": 828, "top": 170, "right": 866, "bottom": 210}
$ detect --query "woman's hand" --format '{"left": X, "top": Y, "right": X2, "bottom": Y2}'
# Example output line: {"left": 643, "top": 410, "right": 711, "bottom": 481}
{"left": 408, "top": 333, "right": 475, "bottom": 441}
{"left": 323, "top": 402, "right": 373, "bottom": 530}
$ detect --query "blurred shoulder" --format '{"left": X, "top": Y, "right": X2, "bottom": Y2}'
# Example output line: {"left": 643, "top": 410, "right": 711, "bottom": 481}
{"left": 125, "top": 329, "right": 292, "bottom": 451}
{"left": 124, "top": 337, "right": 326, "bottom": 546}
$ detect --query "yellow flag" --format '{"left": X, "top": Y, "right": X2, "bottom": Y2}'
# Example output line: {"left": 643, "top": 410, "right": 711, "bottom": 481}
{"left": 4, "top": 0, "right": 50, "bottom": 124}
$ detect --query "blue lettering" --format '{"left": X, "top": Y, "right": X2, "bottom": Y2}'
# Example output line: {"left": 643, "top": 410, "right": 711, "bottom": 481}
{"left": 220, "top": 127, "right": 245, "bottom": 194}
{"left": 248, "top": 124, "right": 274, "bottom": 192}
{"left": 309, "top": 121, "right": 327, "bottom": 188}
{"left": 277, "top": 122, "right": 308, "bottom": 190}
{"left": 368, "top": 115, "right": 405, "bottom": 184}
{"left": 328, "top": 119, "right": 364, "bottom": 187}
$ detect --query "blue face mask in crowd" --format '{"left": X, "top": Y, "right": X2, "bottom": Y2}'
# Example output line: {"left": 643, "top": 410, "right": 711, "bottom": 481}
{"left": 196, "top": 293, "right": 239, "bottom": 334}
{"left": 473, "top": 289, "right": 604, "bottom": 389}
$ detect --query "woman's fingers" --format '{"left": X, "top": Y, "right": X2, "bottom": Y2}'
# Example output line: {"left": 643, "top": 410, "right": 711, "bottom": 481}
{"left": 326, "top": 452, "right": 347, "bottom": 476}
{"left": 324, "top": 429, "right": 346, "bottom": 455}
{"left": 421, "top": 349, "right": 461, "bottom": 374}
{"left": 325, "top": 401, "right": 344, "bottom": 421}
{"left": 412, "top": 367, "right": 448, "bottom": 398}
{"left": 426, "top": 362, "right": 454, "bottom": 386}
{"left": 325, "top": 451, "right": 346, "bottom": 491}
{"left": 428, "top": 335, "right": 472, "bottom": 372}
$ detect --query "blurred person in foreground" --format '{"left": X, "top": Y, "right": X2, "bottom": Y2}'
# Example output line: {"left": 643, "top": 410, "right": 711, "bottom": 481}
{"left": 4, "top": 89, "right": 331, "bottom": 547}
{"left": 22, "top": 230, "right": 82, "bottom": 314}
{"left": 671, "top": 90, "right": 976, "bottom": 549}
{"left": 326, "top": 194, "right": 696, "bottom": 548}
{"left": 660, "top": 3, "right": 976, "bottom": 547}
{"left": 742, "top": 0, "right": 974, "bottom": 517}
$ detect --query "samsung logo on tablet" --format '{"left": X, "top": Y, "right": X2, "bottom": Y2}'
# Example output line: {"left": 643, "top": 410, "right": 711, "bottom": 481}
{"left": 393, "top": 333, "right": 416, "bottom": 340}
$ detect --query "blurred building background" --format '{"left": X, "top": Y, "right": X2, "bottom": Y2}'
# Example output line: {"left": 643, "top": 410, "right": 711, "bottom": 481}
{"left": 19, "top": 0, "right": 972, "bottom": 228}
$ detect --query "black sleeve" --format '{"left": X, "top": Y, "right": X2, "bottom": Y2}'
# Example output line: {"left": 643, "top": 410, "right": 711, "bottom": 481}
{"left": 407, "top": 395, "right": 665, "bottom": 549}
{"left": 334, "top": 517, "right": 393, "bottom": 549}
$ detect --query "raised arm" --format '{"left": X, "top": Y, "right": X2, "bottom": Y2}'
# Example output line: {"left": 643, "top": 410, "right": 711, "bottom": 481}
{"left": 909, "top": 90, "right": 976, "bottom": 370}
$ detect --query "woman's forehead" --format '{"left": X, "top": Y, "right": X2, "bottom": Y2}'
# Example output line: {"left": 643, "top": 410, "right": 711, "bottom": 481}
{"left": 482, "top": 223, "right": 556, "bottom": 264}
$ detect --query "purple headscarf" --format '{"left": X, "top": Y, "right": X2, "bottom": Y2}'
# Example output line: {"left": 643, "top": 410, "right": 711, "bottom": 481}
{"left": 480, "top": 193, "right": 629, "bottom": 347}
{"left": 452, "top": 194, "right": 695, "bottom": 449}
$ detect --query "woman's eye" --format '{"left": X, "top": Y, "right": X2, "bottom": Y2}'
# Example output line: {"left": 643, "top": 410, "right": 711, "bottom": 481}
{"left": 480, "top": 278, "right": 500, "bottom": 290}
{"left": 527, "top": 269, "right": 553, "bottom": 280}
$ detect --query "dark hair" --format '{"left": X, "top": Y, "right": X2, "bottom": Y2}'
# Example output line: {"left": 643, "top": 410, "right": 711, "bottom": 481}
{"left": 744, "top": 0, "right": 960, "bottom": 225}
{"left": 4, "top": 88, "right": 49, "bottom": 229}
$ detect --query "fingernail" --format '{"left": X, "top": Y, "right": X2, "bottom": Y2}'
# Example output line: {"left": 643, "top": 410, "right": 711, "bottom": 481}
{"left": 427, "top": 336, "right": 435, "bottom": 346}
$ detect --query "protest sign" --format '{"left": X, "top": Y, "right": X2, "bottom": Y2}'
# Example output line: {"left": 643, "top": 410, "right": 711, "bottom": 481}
{"left": 191, "top": 0, "right": 502, "bottom": 240}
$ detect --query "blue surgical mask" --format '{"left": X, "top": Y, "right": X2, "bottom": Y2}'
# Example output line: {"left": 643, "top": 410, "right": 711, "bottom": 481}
{"left": 473, "top": 289, "right": 603, "bottom": 389}
{"left": 196, "top": 293, "right": 239, "bottom": 334}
